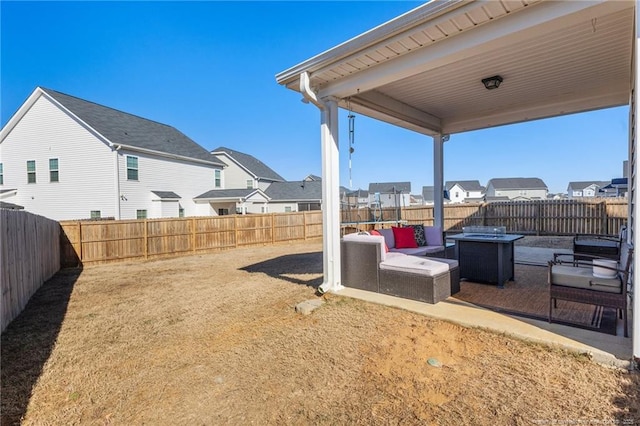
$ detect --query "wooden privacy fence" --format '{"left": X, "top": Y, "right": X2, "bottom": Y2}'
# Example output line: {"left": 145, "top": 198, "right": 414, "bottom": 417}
{"left": 343, "top": 199, "right": 628, "bottom": 236}
{"left": 1, "top": 209, "right": 60, "bottom": 333}
{"left": 60, "top": 211, "right": 323, "bottom": 266}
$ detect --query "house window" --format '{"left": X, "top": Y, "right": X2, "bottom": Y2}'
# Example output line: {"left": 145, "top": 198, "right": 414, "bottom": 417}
{"left": 261, "top": 206, "right": 268, "bottom": 213}
{"left": 136, "top": 209, "right": 147, "bottom": 219}
{"left": 218, "top": 208, "right": 229, "bottom": 216}
{"left": 179, "top": 207, "right": 184, "bottom": 218}
{"left": 90, "top": 210, "right": 101, "bottom": 219}
{"left": 214, "top": 170, "right": 221, "bottom": 188}
{"left": 246, "top": 179, "right": 253, "bottom": 189}
{"left": 0, "top": 163, "right": 3, "bottom": 185}
{"left": 127, "top": 156, "right": 139, "bottom": 180}
{"left": 285, "top": 206, "right": 292, "bottom": 213}
{"left": 27, "top": 160, "right": 36, "bottom": 183}
{"left": 49, "top": 158, "right": 59, "bottom": 182}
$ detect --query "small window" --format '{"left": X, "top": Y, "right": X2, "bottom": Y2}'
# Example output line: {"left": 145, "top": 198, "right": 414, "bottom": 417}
{"left": 214, "top": 170, "right": 221, "bottom": 188}
{"left": 261, "top": 206, "right": 268, "bottom": 213}
{"left": 284, "top": 206, "right": 292, "bottom": 213}
{"left": 27, "top": 160, "right": 36, "bottom": 183}
{"left": 127, "top": 156, "right": 139, "bottom": 180}
{"left": 246, "top": 179, "right": 253, "bottom": 189}
{"left": 49, "top": 158, "right": 59, "bottom": 182}
{"left": 179, "top": 207, "right": 184, "bottom": 218}
{"left": 0, "top": 163, "right": 3, "bottom": 185}
{"left": 218, "top": 208, "right": 229, "bottom": 216}
{"left": 90, "top": 210, "right": 101, "bottom": 219}
{"left": 136, "top": 209, "right": 147, "bottom": 219}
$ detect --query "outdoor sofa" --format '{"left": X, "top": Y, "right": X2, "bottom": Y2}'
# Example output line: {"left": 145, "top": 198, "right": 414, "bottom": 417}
{"left": 341, "top": 232, "right": 460, "bottom": 304}
{"left": 548, "top": 241, "right": 632, "bottom": 337}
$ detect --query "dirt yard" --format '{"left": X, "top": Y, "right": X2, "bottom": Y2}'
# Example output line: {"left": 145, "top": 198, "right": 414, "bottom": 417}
{"left": 2, "top": 238, "right": 639, "bottom": 425}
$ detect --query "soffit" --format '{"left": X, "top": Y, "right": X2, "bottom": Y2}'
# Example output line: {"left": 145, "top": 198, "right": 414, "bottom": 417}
{"left": 277, "top": 0, "right": 635, "bottom": 136}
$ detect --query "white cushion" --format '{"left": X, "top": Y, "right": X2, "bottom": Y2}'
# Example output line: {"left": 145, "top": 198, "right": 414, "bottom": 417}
{"left": 342, "top": 233, "right": 387, "bottom": 261}
{"left": 380, "top": 255, "right": 450, "bottom": 277}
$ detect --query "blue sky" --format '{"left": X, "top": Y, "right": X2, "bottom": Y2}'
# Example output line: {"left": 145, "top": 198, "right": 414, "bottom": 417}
{"left": 1, "top": 1, "right": 629, "bottom": 195}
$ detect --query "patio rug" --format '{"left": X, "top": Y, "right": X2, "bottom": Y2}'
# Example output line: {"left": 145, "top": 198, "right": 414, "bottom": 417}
{"left": 452, "top": 264, "right": 618, "bottom": 335}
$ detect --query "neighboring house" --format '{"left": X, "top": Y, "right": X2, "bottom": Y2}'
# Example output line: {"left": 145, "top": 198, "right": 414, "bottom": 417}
{"left": 343, "top": 188, "right": 369, "bottom": 209}
{"left": 601, "top": 178, "right": 628, "bottom": 198}
{"left": 304, "top": 174, "right": 322, "bottom": 182}
{"left": 485, "top": 178, "right": 548, "bottom": 201}
{"left": 0, "top": 87, "right": 226, "bottom": 221}
{"left": 410, "top": 194, "right": 424, "bottom": 206}
{"left": 264, "top": 180, "right": 322, "bottom": 212}
{"left": 445, "top": 180, "right": 485, "bottom": 204}
{"left": 421, "top": 185, "right": 452, "bottom": 205}
{"left": 211, "top": 147, "right": 285, "bottom": 192}
{"left": 193, "top": 188, "right": 270, "bottom": 215}
{"left": 368, "top": 182, "right": 411, "bottom": 209}
{"left": 566, "top": 181, "right": 611, "bottom": 199}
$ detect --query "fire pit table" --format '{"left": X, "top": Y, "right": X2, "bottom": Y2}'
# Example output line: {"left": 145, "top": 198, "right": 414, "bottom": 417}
{"left": 448, "top": 226, "right": 524, "bottom": 288}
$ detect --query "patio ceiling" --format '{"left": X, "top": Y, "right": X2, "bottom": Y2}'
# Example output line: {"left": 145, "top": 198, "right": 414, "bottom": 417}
{"left": 276, "top": 0, "right": 635, "bottom": 136}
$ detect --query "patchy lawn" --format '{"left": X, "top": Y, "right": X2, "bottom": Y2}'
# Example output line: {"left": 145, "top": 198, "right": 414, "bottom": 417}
{"left": 2, "top": 240, "right": 638, "bottom": 425}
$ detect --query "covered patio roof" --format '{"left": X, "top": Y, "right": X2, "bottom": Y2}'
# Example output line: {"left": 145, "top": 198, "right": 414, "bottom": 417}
{"left": 276, "top": 0, "right": 638, "bottom": 361}
{"left": 277, "top": 0, "right": 633, "bottom": 136}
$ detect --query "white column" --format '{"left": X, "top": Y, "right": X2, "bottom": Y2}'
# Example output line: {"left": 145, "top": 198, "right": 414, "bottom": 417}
{"left": 319, "top": 98, "right": 343, "bottom": 293}
{"left": 433, "top": 134, "right": 445, "bottom": 229}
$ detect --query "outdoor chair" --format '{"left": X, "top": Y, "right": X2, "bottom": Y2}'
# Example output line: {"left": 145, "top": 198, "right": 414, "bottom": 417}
{"left": 572, "top": 224, "right": 627, "bottom": 261}
{"left": 548, "top": 241, "right": 632, "bottom": 337}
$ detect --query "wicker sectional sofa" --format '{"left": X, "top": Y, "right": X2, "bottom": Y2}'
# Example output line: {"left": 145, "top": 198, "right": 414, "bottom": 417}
{"left": 341, "top": 233, "right": 460, "bottom": 304}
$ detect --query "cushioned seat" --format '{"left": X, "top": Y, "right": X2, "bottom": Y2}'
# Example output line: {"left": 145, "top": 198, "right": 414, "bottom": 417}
{"left": 550, "top": 264, "right": 621, "bottom": 293}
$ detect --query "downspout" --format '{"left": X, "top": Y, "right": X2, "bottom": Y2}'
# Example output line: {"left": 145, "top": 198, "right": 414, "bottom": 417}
{"left": 300, "top": 72, "right": 343, "bottom": 294}
{"left": 114, "top": 144, "right": 122, "bottom": 220}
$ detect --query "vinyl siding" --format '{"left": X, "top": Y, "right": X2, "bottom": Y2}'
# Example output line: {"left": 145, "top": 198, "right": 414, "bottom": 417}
{"left": 217, "top": 155, "right": 253, "bottom": 188}
{"left": 117, "top": 149, "right": 220, "bottom": 219}
{"left": 0, "top": 95, "right": 115, "bottom": 220}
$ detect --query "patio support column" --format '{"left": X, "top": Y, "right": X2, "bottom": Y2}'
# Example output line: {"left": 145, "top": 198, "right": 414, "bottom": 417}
{"left": 433, "top": 134, "right": 446, "bottom": 229}
{"left": 319, "top": 97, "right": 343, "bottom": 293}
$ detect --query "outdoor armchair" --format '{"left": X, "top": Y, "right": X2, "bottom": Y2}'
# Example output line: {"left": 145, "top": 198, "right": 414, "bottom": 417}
{"left": 548, "top": 241, "right": 632, "bottom": 337}
{"left": 572, "top": 224, "right": 627, "bottom": 261}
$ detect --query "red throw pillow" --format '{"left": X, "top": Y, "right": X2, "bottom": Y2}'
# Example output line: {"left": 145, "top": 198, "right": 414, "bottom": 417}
{"left": 369, "top": 229, "right": 389, "bottom": 252}
{"left": 392, "top": 226, "right": 418, "bottom": 249}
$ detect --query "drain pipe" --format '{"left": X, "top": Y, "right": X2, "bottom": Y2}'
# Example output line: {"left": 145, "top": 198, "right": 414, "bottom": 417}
{"left": 299, "top": 72, "right": 343, "bottom": 295}
{"left": 300, "top": 71, "right": 325, "bottom": 111}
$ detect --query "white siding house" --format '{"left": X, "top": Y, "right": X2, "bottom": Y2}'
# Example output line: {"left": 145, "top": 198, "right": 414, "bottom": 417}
{"left": 0, "top": 87, "right": 226, "bottom": 221}
{"left": 445, "top": 180, "right": 485, "bottom": 203}
{"left": 485, "top": 177, "right": 548, "bottom": 200}
{"left": 368, "top": 182, "right": 411, "bottom": 209}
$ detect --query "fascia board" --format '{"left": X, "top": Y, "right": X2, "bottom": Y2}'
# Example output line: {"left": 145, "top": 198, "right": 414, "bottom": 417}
{"left": 211, "top": 151, "right": 258, "bottom": 178}
{"left": 118, "top": 144, "right": 225, "bottom": 167}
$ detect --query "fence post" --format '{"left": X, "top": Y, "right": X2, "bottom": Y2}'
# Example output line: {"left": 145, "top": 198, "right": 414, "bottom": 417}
{"left": 271, "top": 213, "right": 275, "bottom": 244}
{"left": 192, "top": 217, "right": 196, "bottom": 253}
{"left": 601, "top": 201, "right": 608, "bottom": 235}
{"left": 536, "top": 201, "right": 541, "bottom": 236}
{"left": 234, "top": 216, "right": 238, "bottom": 248}
{"left": 78, "top": 221, "right": 83, "bottom": 262}
{"left": 144, "top": 220, "right": 148, "bottom": 259}
{"left": 303, "top": 211, "right": 307, "bottom": 240}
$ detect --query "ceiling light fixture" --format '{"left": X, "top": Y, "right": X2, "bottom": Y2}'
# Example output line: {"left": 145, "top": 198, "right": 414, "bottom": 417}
{"left": 481, "top": 75, "right": 503, "bottom": 90}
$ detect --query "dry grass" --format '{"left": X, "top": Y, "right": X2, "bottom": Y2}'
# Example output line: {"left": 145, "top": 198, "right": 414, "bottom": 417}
{"left": 2, "top": 239, "right": 639, "bottom": 425}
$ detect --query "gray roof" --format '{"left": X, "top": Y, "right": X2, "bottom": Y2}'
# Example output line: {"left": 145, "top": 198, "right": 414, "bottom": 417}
{"left": 42, "top": 88, "right": 224, "bottom": 166}
{"left": 0, "top": 201, "right": 24, "bottom": 210}
{"left": 567, "top": 181, "right": 610, "bottom": 191}
{"left": 422, "top": 186, "right": 434, "bottom": 201}
{"left": 346, "top": 188, "right": 369, "bottom": 197}
{"left": 487, "top": 177, "right": 548, "bottom": 190}
{"left": 212, "top": 147, "right": 284, "bottom": 182}
{"left": 151, "top": 191, "right": 181, "bottom": 199}
{"left": 445, "top": 180, "right": 484, "bottom": 192}
{"left": 264, "top": 180, "right": 322, "bottom": 201}
{"left": 368, "top": 181, "right": 411, "bottom": 193}
{"left": 304, "top": 174, "right": 321, "bottom": 181}
{"left": 194, "top": 189, "right": 262, "bottom": 200}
